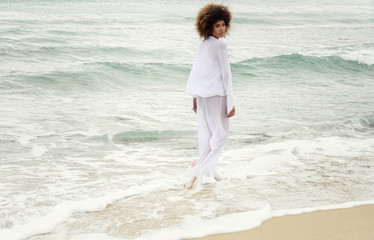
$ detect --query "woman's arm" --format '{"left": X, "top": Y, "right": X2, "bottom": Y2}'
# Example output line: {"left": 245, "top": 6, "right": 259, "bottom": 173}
{"left": 217, "top": 42, "right": 235, "bottom": 117}
{"left": 192, "top": 97, "right": 197, "bottom": 113}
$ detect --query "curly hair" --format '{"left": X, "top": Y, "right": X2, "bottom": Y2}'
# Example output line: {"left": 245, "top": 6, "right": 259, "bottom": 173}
{"left": 195, "top": 3, "right": 232, "bottom": 40}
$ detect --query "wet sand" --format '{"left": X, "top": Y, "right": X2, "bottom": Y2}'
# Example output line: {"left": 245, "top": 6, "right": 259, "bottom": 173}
{"left": 185, "top": 204, "right": 374, "bottom": 240}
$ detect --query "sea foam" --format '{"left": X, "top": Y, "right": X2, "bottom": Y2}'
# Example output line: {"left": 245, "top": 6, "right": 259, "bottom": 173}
{"left": 0, "top": 182, "right": 173, "bottom": 240}
{"left": 63, "top": 200, "right": 374, "bottom": 240}
{"left": 136, "top": 200, "right": 374, "bottom": 240}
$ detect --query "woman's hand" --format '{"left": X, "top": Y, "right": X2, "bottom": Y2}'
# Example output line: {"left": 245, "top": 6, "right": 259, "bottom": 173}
{"left": 227, "top": 106, "right": 235, "bottom": 118}
{"left": 192, "top": 97, "right": 197, "bottom": 113}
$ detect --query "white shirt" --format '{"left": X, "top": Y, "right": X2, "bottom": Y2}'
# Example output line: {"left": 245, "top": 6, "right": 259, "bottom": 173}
{"left": 186, "top": 36, "right": 234, "bottom": 114}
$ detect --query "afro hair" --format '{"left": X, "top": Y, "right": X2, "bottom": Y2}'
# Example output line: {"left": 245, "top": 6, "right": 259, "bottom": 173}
{"left": 195, "top": 3, "right": 232, "bottom": 40}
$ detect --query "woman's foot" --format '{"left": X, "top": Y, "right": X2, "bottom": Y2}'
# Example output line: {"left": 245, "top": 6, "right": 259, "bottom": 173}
{"left": 184, "top": 175, "right": 197, "bottom": 189}
{"left": 214, "top": 171, "right": 223, "bottom": 181}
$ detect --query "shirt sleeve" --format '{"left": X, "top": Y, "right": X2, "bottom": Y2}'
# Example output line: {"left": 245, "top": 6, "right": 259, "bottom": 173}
{"left": 217, "top": 41, "right": 234, "bottom": 114}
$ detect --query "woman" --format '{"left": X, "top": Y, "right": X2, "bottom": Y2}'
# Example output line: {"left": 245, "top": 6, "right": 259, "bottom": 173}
{"left": 185, "top": 3, "right": 235, "bottom": 189}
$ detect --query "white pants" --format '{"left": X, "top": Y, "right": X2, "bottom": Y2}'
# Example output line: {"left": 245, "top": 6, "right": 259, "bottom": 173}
{"left": 191, "top": 96, "right": 229, "bottom": 177}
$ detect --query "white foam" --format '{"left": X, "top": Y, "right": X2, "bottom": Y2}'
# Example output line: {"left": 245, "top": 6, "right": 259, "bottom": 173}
{"left": 134, "top": 204, "right": 272, "bottom": 240}
{"left": 0, "top": 182, "right": 172, "bottom": 240}
{"left": 289, "top": 136, "right": 374, "bottom": 158}
{"left": 43, "top": 200, "right": 374, "bottom": 240}
{"left": 223, "top": 136, "right": 374, "bottom": 181}
{"left": 340, "top": 50, "right": 374, "bottom": 66}
{"left": 17, "top": 135, "right": 35, "bottom": 146}
{"left": 69, "top": 233, "right": 126, "bottom": 240}
{"left": 304, "top": 45, "right": 374, "bottom": 65}
{"left": 31, "top": 145, "right": 47, "bottom": 157}
{"left": 132, "top": 200, "right": 374, "bottom": 240}
{"left": 166, "top": 196, "right": 183, "bottom": 202}
{"left": 272, "top": 200, "right": 374, "bottom": 217}
{"left": 222, "top": 139, "right": 300, "bottom": 179}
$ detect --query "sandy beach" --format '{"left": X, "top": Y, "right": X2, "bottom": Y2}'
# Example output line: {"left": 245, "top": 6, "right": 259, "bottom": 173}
{"left": 185, "top": 204, "right": 374, "bottom": 240}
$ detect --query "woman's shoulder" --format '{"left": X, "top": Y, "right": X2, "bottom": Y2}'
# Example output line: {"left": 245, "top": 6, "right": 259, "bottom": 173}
{"left": 213, "top": 38, "right": 228, "bottom": 52}
{"left": 218, "top": 39, "right": 228, "bottom": 50}
{"left": 206, "top": 36, "right": 227, "bottom": 47}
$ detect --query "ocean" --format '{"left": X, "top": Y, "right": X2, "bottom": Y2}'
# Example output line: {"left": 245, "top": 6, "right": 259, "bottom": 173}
{"left": 1, "top": 0, "right": 373, "bottom": 239}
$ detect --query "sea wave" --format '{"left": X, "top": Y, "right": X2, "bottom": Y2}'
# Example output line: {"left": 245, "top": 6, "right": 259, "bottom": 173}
{"left": 0, "top": 45, "right": 140, "bottom": 59}
{"left": 232, "top": 53, "right": 374, "bottom": 78}
{"left": 112, "top": 130, "right": 195, "bottom": 143}
{"left": 234, "top": 16, "right": 373, "bottom": 26}
{"left": 0, "top": 182, "right": 174, "bottom": 240}
{"left": 2, "top": 61, "right": 190, "bottom": 92}
{"left": 132, "top": 200, "right": 374, "bottom": 240}
{"left": 359, "top": 115, "right": 374, "bottom": 130}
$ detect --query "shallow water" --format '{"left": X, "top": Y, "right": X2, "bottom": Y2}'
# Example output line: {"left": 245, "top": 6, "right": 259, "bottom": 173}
{"left": 1, "top": 0, "right": 374, "bottom": 239}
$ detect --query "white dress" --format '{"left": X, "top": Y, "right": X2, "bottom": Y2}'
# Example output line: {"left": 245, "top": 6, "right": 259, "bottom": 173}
{"left": 186, "top": 36, "right": 234, "bottom": 177}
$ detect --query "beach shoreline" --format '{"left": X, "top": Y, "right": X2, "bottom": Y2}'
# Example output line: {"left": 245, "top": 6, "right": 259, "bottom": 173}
{"left": 184, "top": 204, "right": 374, "bottom": 240}
{"left": 1, "top": 0, "right": 373, "bottom": 239}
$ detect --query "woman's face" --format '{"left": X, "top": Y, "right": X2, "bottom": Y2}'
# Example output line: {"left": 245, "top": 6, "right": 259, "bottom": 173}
{"left": 212, "top": 20, "right": 226, "bottom": 39}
